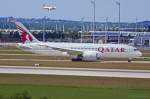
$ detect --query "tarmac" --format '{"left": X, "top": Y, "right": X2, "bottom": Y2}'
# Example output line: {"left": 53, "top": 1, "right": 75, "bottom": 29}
{"left": 0, "top": 66, "right": 150, "bottom": 78}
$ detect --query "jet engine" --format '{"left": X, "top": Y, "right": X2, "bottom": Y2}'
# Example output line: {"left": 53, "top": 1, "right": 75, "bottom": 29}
{"left": 72, "top": 51, "right": 100, "bottom": 61}
{"left": 82, "top": 51, "right": 100, "bottom": 61}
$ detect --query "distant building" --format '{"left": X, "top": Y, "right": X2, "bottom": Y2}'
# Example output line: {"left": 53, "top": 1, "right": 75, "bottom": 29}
{"left": 83, "top": 31, "right": 150, "bottom": 47}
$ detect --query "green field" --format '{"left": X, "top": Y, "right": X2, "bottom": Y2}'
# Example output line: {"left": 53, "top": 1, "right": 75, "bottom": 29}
{"left": 0, "top": 74, "right": 150, "bottom": 99}
{"left": 0, "top": 84, "right": 150, "bottom": 99}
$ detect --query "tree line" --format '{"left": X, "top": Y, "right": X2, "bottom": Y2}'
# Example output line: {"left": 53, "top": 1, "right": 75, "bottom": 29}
{"left": 0, "top": 90, "right": 51, "bottom": 99}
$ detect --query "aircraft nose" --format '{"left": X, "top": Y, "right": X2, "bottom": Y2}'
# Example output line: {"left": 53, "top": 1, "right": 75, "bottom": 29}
{"left": 137, "top": 51, "right": 142, "bottom": 57}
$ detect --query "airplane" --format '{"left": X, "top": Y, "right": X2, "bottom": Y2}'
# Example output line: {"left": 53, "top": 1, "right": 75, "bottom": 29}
{"left": 15, "top": 21, "right": 142, "bottom": 62}
{"left": 43, "top": 4, "right": 56, "bottom": 11}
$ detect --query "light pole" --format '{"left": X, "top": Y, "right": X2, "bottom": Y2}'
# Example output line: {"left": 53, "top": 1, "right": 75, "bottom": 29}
{"left": 136, "top": 18, "right": 138, "bottom": 32}
{"left": 91, "top": 0, "right": 96, "bottom": 43}
{"left": 43, "top": 16, "right": 46, "bottom": 42}
{"left": 81, "top": 17, "right": 85, "bottom": 43}
{"left": 105, "top": 17, "right": 108, "bottom": 43}
{"left": 43, "top": 4, "right": 56, "bottom": 42}
{"left": 116, "top": 1, "right": 121, "bottom": 44}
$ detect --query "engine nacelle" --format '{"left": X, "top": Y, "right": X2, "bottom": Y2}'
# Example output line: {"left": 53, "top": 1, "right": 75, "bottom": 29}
{"left": 82, "top": 51, "right": 100, "bottom": 61}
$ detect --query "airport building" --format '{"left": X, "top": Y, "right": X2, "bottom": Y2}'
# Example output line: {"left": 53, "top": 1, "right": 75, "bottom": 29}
{"left": 82, "top": 31, "right": 150, "bottom": 47}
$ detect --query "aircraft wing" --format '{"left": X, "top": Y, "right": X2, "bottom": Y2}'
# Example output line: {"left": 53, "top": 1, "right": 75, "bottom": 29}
{"left": 39, "top": 44, "right": 83, "bottom": 55}
{"left": 50, "top": 47, "right": 83, "bottom": 55}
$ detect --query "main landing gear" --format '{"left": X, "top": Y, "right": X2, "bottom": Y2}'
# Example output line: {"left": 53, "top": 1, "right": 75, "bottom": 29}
{"left": 71, "top": 54, "right": 83, "bottom": 61}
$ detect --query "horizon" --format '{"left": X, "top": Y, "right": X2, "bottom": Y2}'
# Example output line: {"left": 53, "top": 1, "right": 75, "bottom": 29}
{"left": 0, "top": 0, "right": 150, "bottom": 22}
{"left": 1, "top": 17, "right": 149, "bottom": 24}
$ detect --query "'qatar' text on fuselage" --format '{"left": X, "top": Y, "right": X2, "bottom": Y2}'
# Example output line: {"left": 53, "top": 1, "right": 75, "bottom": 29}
{"left": 98, "top": 47, "right": 126, "bottom": 53}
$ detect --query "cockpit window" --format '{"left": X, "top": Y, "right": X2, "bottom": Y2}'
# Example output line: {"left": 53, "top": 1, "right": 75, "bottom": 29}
{"left": 134, "top": 49, "right": 138, "bottom": 51}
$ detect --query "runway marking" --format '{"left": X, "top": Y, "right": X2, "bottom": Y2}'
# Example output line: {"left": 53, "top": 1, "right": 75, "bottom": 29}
{"left": 0, "top": 66, "right": 150, "bottom": 78}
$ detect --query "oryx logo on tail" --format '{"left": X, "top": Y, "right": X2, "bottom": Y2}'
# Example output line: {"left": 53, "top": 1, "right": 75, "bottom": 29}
{"left": 16, "top": 25, "right": 33, "bottom": 44}
{"left": 15, "top": 21, "right": 40, "bottom": 44}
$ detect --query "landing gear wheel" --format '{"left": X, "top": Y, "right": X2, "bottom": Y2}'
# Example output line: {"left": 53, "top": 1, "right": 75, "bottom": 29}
{"left": 128, "top": 58, "right": 132, "bottom": 63}
{"left": 71, "top": 54, "right": 83, "bottom": 61}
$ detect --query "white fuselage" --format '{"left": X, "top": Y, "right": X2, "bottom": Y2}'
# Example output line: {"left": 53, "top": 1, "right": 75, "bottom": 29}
{"left": 18, "top": 42, "right": 142, "bottom": 59}
{"left": 15, "top": 21, "right": 142, "bottom": 61}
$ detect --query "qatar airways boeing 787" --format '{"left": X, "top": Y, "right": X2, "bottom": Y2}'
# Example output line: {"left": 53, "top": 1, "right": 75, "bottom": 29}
{"left": 15, "top": 21, "right": 142, "bottom": 62}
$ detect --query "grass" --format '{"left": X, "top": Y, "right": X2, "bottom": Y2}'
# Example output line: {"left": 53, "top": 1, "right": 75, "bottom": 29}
{"left": 0, "top": 74, "right": 150, "bottom": 99}
{"left": 143, "top": 53, "right": 150, "bottom": 57}
{"left": 0, "top": 55, "right": 70, "bottom": 60}
{"left": 0, "top": 60, "right": 150, "bottom": 70}
{"left": 1, "top": 74, "right": 150, "bottom": 88}
{"left": 0, "top": 84, "right": 150, "bottom": 99}
{"left": 0, "top": 49, "right": 34, "bottom": 54}
{"left": 0, "top": 47, "right": 33, "bottom": 54}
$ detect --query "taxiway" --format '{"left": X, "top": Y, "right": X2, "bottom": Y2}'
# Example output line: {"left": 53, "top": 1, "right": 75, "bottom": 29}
{"left": 0, "top": 66, "right": 150, "bottom": 78}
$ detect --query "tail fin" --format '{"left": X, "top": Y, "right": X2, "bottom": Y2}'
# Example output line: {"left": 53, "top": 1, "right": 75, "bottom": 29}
{"left": 15, "top": 21, "right": 40, "bottom": 44}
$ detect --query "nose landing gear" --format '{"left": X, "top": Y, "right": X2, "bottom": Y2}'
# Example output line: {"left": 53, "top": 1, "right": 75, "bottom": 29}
{"left": 128, "top": 58, "right": 132, "bottom": 63}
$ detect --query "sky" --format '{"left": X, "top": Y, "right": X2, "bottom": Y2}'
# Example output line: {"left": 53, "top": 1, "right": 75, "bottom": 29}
{"left": 0, "top": 0, "right": 150, "bottom": 22}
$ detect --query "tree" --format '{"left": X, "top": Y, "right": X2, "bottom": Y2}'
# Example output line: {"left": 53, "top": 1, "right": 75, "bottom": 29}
{"left": 9, "top": 91, "right": 31, "bottom": 99}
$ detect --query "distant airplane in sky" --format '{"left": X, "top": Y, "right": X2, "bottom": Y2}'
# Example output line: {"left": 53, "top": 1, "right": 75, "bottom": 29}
{"left": 15, "top": 21, "right": 142, "bottom": 62}
{"left": 43, "top": 4, "right": 56, "bottom": 11}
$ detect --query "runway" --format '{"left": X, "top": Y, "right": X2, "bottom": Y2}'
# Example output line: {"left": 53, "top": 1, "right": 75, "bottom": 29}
{"left": 0, "top": 66, "right": 150, "bottom": 78}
